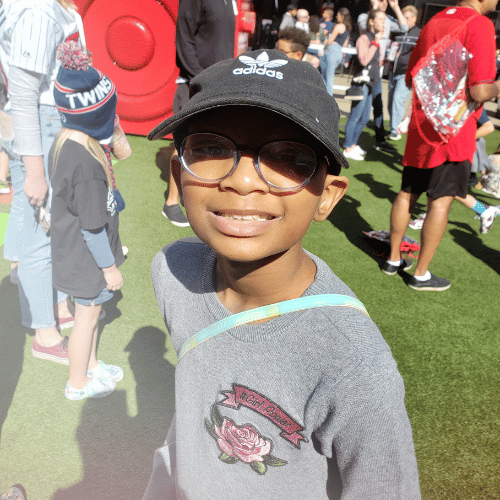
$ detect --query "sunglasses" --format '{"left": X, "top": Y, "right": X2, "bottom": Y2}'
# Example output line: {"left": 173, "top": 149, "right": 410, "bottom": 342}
{"left": 178, "top": 132, "right": 325, "bottom": 190}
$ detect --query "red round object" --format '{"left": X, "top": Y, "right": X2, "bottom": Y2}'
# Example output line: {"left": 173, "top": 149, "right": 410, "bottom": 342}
{"left": 105, "top": 16, "right": 155, "bottom": 71}
{"left": 74, "top": 0, "right": 179, "bottom": 133}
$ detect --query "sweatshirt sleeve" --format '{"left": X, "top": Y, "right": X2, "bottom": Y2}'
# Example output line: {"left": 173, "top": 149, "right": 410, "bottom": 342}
{"left": 81, "top": 227, "right": 115, "bottom": 268}
{"left": 313, "top": 351, "right": 421, "bottom": 499}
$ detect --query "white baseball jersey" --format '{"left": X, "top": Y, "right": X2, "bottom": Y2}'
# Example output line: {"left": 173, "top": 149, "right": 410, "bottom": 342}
{"left": 0, "top": 0, "right": 85, "bottom": 105}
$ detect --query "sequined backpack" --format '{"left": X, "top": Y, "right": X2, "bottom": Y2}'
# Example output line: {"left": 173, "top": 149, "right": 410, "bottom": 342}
{"left": 411, "top": 12, "right": 480, "bottom": 144}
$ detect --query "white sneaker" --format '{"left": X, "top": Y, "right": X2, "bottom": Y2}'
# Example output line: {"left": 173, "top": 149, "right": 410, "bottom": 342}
{"left": 343, "top": 148, "right": 364, "bottom": 161}
{"left": 352, "top": 145, "right": 367, "bottom": 156}
{"left": 65, "top": 374, "right": 116, "bottom": 400}
{"left": 408, "top": 212, "right": 427, "bottom": 230}
{"left": 479, "top": 205, "right": 498, "bottom": 234}
{"left": 397, "top": 116, "right": 410, "bottom": 134}
{"left": 88, "top": 360, "right": 124, "bottom": 383}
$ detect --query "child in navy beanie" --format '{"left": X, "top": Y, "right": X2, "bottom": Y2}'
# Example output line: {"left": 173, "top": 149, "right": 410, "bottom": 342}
{"left": 49, "top": 41, "right": 126, "bottom": 401}
{"left": 54, "top": 41, "right": 117, "bottom": 144}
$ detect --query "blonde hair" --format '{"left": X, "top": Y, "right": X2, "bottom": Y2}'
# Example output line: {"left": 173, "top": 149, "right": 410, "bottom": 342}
{"left": 56, "top": 0, "right": 77, "bottom": 10}
{"left": 51, "top": 127, "right": 112, "bottom": 185}
{"left": 402, "top": 5, "right": 418, "bottom": 17}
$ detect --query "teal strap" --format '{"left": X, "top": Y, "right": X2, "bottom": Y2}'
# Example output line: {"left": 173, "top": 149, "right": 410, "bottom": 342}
{"left": 178, "top": 294, "right": 369, "bottom": 360}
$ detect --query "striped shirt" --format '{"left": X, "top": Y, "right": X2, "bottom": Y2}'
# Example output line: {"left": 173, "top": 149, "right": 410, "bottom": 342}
{"left": 1, "top": 0, "right": 83, "bottom": 105}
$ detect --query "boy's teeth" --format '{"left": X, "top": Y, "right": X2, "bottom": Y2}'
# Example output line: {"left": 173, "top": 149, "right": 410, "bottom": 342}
{"left": 219, "top": 213, "right": 271, "bottom": 221}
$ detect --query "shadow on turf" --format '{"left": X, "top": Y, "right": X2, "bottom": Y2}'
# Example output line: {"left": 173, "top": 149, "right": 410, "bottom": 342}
{"left": 449, "top": 228, "right": 500, "bottom": 275}
{"left": 327, "top": 194, "right": 388, "bottom": 265}
{"left": 52, "top": 327, "right": 176, "bottom": 500}
{"left": 0, "top": 275, "right": 24, "bottom": 445}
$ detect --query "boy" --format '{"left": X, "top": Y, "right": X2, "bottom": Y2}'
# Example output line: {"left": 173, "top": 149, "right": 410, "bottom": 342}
{"left": 143, "top": 49, "right": 420, "bottom": 499}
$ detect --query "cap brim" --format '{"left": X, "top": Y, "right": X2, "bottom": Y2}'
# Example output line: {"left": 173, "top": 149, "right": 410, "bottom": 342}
{"left": 148, "top": 98, "right": 349, "bottom": 172}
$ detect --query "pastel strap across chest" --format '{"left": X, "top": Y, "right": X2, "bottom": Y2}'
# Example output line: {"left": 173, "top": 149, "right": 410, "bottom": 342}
{"left": 178, "top": 294, "right": 369, "bottom": 360}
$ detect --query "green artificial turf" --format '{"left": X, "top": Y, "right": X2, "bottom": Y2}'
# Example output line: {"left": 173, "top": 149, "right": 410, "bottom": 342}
{"left": 0, "top": 126, "right": 499, "bottom": 499}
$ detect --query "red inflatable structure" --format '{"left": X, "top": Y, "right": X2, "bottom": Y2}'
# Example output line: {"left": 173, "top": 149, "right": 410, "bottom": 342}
{"left": 72, "top": 0, "right": 255, "bottom": 136}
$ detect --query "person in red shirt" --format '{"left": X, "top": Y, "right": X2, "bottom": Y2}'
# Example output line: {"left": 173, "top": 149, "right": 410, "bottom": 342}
{"left": 383, "top": 0, "right": 500, "bottom": 291}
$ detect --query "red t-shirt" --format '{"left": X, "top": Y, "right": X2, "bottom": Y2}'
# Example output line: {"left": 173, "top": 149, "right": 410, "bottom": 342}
{"left": 403, "top": 7, "right": 496, "bottom": 169}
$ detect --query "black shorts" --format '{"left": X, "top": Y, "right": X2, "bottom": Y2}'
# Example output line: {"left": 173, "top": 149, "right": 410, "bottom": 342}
{"left": 401, "top": 160, "right": 471, "bottom": 199}
{"left": 173, "top": 82, "right": 190, "bottom": 113}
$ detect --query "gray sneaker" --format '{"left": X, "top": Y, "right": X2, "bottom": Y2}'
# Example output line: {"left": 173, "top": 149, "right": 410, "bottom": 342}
{"left": 162, "top": 203, "right": 190, "bottom": 227}
{"left": 381, "top": 258, "right": 413, "bottom": 275}
{"left": 408, "top": 273, "right": 450, "bottom": 291}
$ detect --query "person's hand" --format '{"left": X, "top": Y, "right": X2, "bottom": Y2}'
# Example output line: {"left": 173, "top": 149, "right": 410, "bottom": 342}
{"left": 103, "top": 264, "right": 123, "bottom": 291}
{"left": 374, "top": 31, "right": 384, "bottom": 43}
{"left": 388, "top": 0, "right": 399, "bottom": 10}
{"left": 24, "top": 173, "right": 48, "bottom": 207}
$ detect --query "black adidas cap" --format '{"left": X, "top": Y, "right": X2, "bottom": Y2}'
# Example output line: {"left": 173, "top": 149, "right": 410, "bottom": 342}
{"left": 148, "top": 49, "right": 349, "bottom": 172}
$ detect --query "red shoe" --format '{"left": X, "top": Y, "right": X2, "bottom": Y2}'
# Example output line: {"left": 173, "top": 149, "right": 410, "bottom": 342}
{"left": 56, "top": 309, "right": 106, "bottom": 330}
{"left": 32, "top": 337, "right": 69, "bottom": 365}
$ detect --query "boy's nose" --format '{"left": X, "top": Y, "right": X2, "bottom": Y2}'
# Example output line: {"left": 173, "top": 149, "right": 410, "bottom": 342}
{"left": 218, "top": 153, "right": 270, "bottom": 195}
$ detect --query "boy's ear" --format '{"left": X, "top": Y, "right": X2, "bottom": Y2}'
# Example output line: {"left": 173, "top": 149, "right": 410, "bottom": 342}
{"left": 170, "top": 152, "right": 184, "bottom": 206}
{"left": 314, "top": 174, "right": 348, "bottom": 222}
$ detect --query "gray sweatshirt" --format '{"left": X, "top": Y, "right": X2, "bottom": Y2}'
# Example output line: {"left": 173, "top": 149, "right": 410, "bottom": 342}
{"left": 146, "top": 237, "right": 421, "bottom": 500}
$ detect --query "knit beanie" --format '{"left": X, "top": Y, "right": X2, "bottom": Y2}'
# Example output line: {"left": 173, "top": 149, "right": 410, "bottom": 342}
{"left": 54, "top": 41, "right": 117, "bottom": 144}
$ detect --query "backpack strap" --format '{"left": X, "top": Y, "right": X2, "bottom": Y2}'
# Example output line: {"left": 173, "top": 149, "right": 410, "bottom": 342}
{"left": 178, "top": 294, "right": 369, "bottom": 360}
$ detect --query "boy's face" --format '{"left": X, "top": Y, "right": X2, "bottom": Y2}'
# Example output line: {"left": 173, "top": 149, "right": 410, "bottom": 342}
{"left": 171, "top": 106, "right": 347, "bottom": 264}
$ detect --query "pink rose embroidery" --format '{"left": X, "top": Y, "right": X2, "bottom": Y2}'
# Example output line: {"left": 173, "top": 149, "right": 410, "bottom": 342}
{"left": 205, "top": 404, "right": 287, "bottom": 475}
{"left": 215, "top": 419, "right": 271, "bottom": 463}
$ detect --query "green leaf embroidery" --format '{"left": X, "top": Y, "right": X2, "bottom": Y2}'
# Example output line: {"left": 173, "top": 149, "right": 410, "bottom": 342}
{"left": 219, "top": 452, "right": 239, "bottom": 464}
{"left": 262, "top": 454, "right": 288, "bottom": 467}
{"left": 211, "top": 404, "right": 224, "bottom": 427}
{"left": 250, "top": 460, "right": 267, "bottom": 475}
{"left": 205, "top": 418, "right": 219, "bottom": 441}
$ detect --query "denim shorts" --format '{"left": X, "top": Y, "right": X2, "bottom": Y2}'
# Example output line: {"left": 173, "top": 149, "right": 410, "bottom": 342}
{"left": 74, "top": 287, "right": 114, "bottom": 306}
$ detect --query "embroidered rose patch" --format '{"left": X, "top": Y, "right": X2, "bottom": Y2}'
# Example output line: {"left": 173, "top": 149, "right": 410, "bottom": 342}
{"left": 205, "top": 404, "right": 287, "bottom": 475}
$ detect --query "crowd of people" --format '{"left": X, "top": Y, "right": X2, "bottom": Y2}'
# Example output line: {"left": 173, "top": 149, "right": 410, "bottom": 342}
{"left": 1, "top": 0, "right": 500, "bottom": 498}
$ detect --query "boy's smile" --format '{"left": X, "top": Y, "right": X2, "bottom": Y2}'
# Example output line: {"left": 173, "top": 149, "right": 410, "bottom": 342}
{"left": 172, "top": 106, "right": 347, "bottom": 264}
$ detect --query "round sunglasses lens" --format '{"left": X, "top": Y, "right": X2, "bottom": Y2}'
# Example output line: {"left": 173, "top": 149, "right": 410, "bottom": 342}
{"left": 259, "top": 142, "right": 317, "bottom": 188}
{"left": 182, "top": 134, "right": 235, "bottom": 180}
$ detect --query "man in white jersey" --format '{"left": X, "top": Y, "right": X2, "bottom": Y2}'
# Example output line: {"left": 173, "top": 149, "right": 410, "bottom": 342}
{"left": 2, "top": 0, "right": 87, "bottom": 361}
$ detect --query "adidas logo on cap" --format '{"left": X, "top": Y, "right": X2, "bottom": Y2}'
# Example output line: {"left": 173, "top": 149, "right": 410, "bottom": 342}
{"left": 233, "top": 52, "right": 288, "bottom": 80}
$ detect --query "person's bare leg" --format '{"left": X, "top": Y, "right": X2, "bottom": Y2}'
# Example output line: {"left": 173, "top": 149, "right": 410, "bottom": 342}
{"left": 454, "top": 193, "right": 475, "bottom": 209}
{"left": 389, "top": 190, "right": 420, "bottom": 262}
{"left": 413, "top": 196, "right": 453, "bottom": 276}
{"left": 87, "top": 304, "right": 102, "bottom": 372}
{"left": 165, "top": 148, "right": 180, "bottom": 206}
{"left": 67, "top": 302, "right": 101, "bottom": 389}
